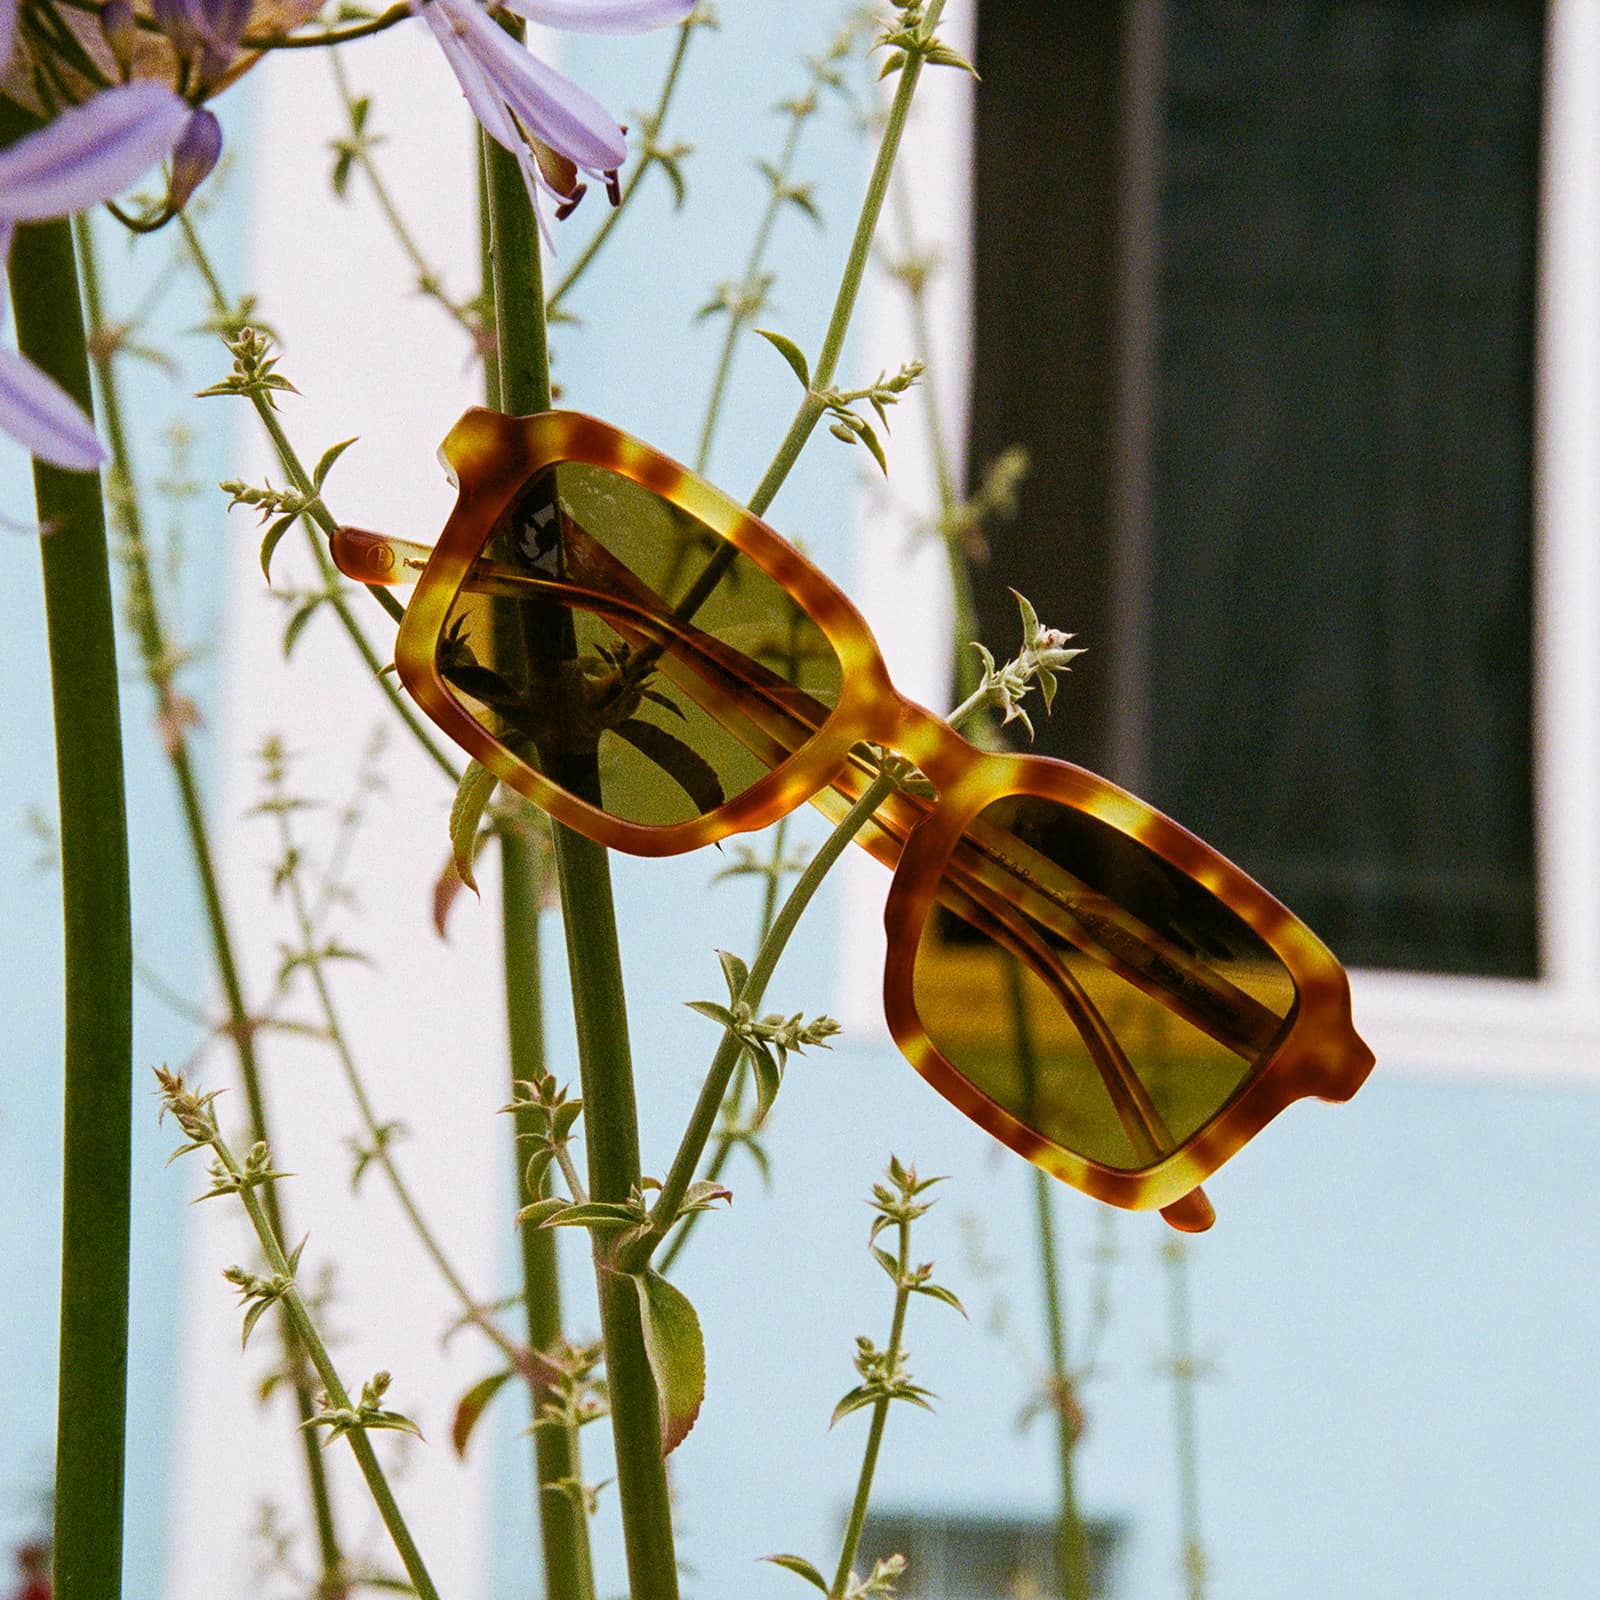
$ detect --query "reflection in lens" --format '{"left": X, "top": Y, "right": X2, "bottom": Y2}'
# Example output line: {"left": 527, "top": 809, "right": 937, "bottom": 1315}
{"left": 912, "top": 795, "right": 1297, "bottom": 1172}
{"left": 437, "top": 464, "right": 842, "bottom": 827}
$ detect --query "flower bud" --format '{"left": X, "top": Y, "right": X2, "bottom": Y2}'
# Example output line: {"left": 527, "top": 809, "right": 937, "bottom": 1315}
{"left": 170, "top": 109, "right": 223, "bottom": 208}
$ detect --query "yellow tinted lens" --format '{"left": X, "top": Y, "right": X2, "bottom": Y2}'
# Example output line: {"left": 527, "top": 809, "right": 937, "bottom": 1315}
{"left": 437, "top": 464, "right": 842, "bottom": 826}
{"left": 912, "top": 795, "right": 1297, "bottom": 1172}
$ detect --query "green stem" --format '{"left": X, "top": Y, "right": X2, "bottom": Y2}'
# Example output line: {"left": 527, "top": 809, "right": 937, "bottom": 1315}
{"left": 830, "top": 1217, "right": 912, "bottom": 1597}
{"left": 694, "top": 109, "right": 809, "bottom": 474}
{"left": 176, "top": 214, "right": 462, "bottom": 783}
{"left": 4, "top": 141, "right": 130, "bottom": 1600}
{"left": 889, "top": 180, "right": 980, "bottom": 702}
{"left": 1032, "top": 1171, "right": 1090, "bottom": 1600}
{"left": 483, "top": 84, "right": 680, "bottom": 1598}
{"left": 215, "top": 1137, "right": 441, "bottom": 1600}
{"left": 744, "top": 5, "right": 944, "bottom": 520}
{"left": 485, "top": 127, "right": 596, "bottom": 1600}
{"left": 270, "top": 801, "right": 526, "bottom": 1368}
{"left": 74, "top": 216, "right": 348, "bottom": 1588}
{"left": 1164, "top": 1241, "right": 1208, "bottom": 1600}
{"left": 642, "top": 679, "right": 995, "bottom": 1267}
{"left": 329, "top": 47, "right": 482, "bottom": 341}
{"left": 545, "top": 15, "right": 698, "bottom": 318}
{"left": 502, "top": 828, "right": 597, "bottom": 1600}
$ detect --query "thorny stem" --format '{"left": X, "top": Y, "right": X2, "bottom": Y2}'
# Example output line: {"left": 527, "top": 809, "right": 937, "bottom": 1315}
{"left": 640, "top": 680, "right": 994, "bottom": 1268}
{"left": 482, "top": 123, "right": 596, "bottom": 1600}
{"left": 653, "top": 810, "right": 791, "bottom": 1278}
{"left": 268, "top": 797, "right": 527, "bottom": 1369}
{"left": 889, "top": 177, "right": 980, "bottom": 703}
{"left": 745, "top": 1, "right": 946, "bottom": 520}
{"left": 3, "top": 114, "right": 131, "bottom": 1600}
{"left": 206, "top": 1123, "right": 441, "bottom": 1600}
{"left": 1164, "top": 1241, "right": 1209, "bottom": 1600}
{"left": 830, "top": 1213, "right": 913, "bottom": 1597}
{"left": 501, "top": 827, "right": 596, "bottom": 1600}
{"left": 329, "top": 46, "right": 483, "bottom": 342}
{"left": 545, "top": 13, "right": 698, "bottom": 317}
{"left": 1033, "top": 1171, "right": 1091, "bottom": 1600}
{"left": 484, "top": 58, "right": 680, "bottom": 1598}
{"left": 175, "top": 212, "right": 463, "bottom": 784}
{"left": 75, "top": 215, "right": 349, "bottom": 1589}
{"left": 694, "top": 109, "right": 808, "bottom": 474}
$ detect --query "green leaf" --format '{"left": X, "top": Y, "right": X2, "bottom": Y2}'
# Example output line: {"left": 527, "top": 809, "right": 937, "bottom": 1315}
{"left": 762, "top": 1554, "right": 830, "bottom": 1592}
{"left": 451, "top": 1368, "right": 516, "bottom": 1459}
{"left": 754, "top": 327, "right": 811, "bottom": 389}
{"left": 686, "top": 999, "right": 738, "bottom": 1029}
{"left": 829, "top": 1385, "right": 878, "bottom": 1427}
{"left": 716, "top": 948, "right": 750, "bottom": 1001}
{"left": 545, "top": 1201, "right": 639, "bottom": 1231}
{"left": 748, "top": 1041, "right": 782, "bottom": 1127}
{"left": 260, "top": 513, "right": 296, "bottom": 585}
{"left": 633, "top": 1269, "right": 705, "bottom": 1455}
{"left": 855, "top": 417, "right": 888, "bottom": 475}
{"left": 910, "top": 1281, "right": 967, "bottom": 1317}
{"left": 611, "top": 719, "right": 725, "bottom": 814}
{"left": 448, "top": 760, "right": 498, "bottom": 897}
{"left": 516, "top": 1196, "right": 571, "bottom": 1229}
{"left": 312, "top": 436, "right": 358, "bottom": 490}
{"left": 240, "top": 1294, "right": 279, "bottom": 1350}
{"left": 282, "top": 595, "right": 324, "bottom": 659}
{"left": 869, "top": 1244, "right": 899, "bottom": 1282}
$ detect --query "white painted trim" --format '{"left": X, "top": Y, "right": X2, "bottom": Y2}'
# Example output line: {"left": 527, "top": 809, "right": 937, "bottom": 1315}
{"left": 842, "top": 0, "right": 1600, "bottom": 1085}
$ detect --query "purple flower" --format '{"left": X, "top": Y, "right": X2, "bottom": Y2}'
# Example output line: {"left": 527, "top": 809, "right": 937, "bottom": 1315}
{"left": 0, "top": 81, "right": 192, "bottom": 470}
{"left": 413, "top": 0, "right": 693, "bottom": 240}
{"left": 150, "top": 0, "right": 253, "bottom": 91}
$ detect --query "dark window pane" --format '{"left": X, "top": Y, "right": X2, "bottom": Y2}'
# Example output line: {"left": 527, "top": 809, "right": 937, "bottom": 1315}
{"left": 968, "top": 0, "right": 1542, "bottom": 978}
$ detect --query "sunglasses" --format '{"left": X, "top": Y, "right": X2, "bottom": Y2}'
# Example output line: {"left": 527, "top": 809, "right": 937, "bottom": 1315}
{"left": 331, "top": 408, "right": 1374, "bottom": 1232}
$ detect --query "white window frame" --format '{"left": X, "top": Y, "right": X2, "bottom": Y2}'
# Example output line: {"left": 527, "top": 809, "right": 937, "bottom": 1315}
{"left": 842, "top": 0, "right": 1600, "bottom": 1084}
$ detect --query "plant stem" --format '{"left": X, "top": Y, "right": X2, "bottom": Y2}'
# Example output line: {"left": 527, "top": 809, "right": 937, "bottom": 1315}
{"left": 545, "top": 14, "right": 698, "bottom": 318}
{"left": 3, "top": 135, "right": 130, "bottom": 1600}
{"left": 211, "top": 1132, "right": 441, "bottom": 1600}
{"left": 483, "top": 70, "right": 680, "bottom": 1596}
{"left": 268, "top": 800, "right": 526, "bottom": 1367}
{"left": 694, "top": 109, "right": 808, "bottom": 474}
{"left": 830, "top": 1215, "right": 912, "bottom": 1597}
{"left": 745, "top": 2, "right": 945, "bottom": 520}
{"left": 642, "top": 680, "right": 995, "bottom": 1266}
{"left": 175, "top": 212, "right": 463, "bottom": 783}
{"left": 75, "top": 215, "right": 348, "bottom": 1589}
{"left": 1033, "top": 1169, "right": 1091, "bottom": 1600}
{"left": 502, "top": 827, "right": 597, "bottom": 1600}
{"left": 483, "top": 123, "right": 596, "bottom": 1600}
{"left": 889, "top": 178, "right": 980, "bottom": 702}
{"left": 329, "top": 46, "right": 483, "bottom": 342}
{"left": 1164, "top": 1240, "right": 1208, "bottom": 1600}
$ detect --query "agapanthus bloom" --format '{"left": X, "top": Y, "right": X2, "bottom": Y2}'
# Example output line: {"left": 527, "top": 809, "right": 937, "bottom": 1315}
{"left": 414, "top": 0, "right": 693, "bottom": 240}
{"left": 0, "top": 78, "right": 192, "bottom": 469}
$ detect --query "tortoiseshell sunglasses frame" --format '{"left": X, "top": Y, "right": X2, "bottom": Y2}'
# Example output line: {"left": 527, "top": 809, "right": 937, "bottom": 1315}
{"left": 333, "top": 408, "right": 1375, "bottom": 1223}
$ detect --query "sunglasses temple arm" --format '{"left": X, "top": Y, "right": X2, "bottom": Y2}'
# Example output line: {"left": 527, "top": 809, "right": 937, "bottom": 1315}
{"left": 330, "top": 526, "right": 437, "bottom": 588}
{"left": 993, "top": 909, "right": 1216, "bottom": 1233}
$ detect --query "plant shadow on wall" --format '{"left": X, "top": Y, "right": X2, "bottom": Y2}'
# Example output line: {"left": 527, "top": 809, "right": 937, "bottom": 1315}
{"left": 2, "top": 3, "right": 1376, "bottom": 1600}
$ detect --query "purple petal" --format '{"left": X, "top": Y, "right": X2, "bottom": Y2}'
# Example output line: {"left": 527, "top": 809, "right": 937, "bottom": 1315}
{"left": 0, "top": 344, "right": 105, "bottom": 471}
{"left": 0, "top": 84, "right": 191, "bottom": 222}
{"left": 502, "top": 0, "right": 694, "bottom": 35}
{"left": 169, "top": 109, "right": 223, "bottom": 207}
{"left": 1, "top": 0, "right": 18, "bottom": 80}
{"left": 447, "top": 0, "right": 627, "bottom": 173}
{"left": 416, "top": 0, "right": 523, "bottom": 153}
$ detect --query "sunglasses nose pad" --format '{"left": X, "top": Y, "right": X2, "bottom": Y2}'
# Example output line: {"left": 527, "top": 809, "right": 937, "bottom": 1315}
{"left": 1160, "top": 1187, "right": 1215, "bottom": 1233}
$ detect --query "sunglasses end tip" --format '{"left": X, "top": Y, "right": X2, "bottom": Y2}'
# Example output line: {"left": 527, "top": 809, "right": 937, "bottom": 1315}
{"left": 1159, "top": 1187, "right": 1216, "bottom": 1233}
